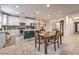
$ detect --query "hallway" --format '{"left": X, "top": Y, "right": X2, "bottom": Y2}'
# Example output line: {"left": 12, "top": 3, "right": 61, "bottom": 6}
{"left": 62, "top": 33, "right": 79, "bottom": 55}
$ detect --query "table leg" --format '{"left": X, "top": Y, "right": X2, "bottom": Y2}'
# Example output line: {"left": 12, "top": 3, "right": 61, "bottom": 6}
{"left": 38, "top": 39, "right": 40, "bottom": 51}
{"left": 44, "top": 38, "right": 48, "bottom": 54}
{"left": 60, "top": 34, "right": 62, "bottom": 45}
{"left": 54, "top": 38, "right": 56, "bottom": 51}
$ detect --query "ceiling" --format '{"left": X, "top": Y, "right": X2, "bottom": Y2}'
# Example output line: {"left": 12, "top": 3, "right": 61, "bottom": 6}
{"left": 1, "top": 4, "right": 79, "bottom": 20}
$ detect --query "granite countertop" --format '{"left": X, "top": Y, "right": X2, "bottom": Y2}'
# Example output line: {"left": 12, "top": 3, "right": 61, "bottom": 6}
{"left": 24, "top": 29, "right": 39, "bottom": 31}
{"left": 0, "top": 31, "right": 5, "bottom": 33}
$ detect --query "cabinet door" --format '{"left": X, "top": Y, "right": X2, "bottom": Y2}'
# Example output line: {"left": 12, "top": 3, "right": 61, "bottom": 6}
{"left": 24, "top": 31, "right": 35, "bottom": 39}
{"left": 0, "top": 33, "right": 6, "bottom": 48}
{"left": 8, "top": 16, "right": 19, "bottom": 25}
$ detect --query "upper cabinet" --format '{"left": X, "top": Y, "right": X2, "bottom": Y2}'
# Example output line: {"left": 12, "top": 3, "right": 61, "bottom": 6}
{"left": 2, "top": 14, "right": 7, "bottom": 25}
{"left": 25, "top": 19, "right": 37, "bottom": 26}
{"left": 1, "top": 13, "right": 37, "bottom": 27}
{"left": 7, "top": 16, "right": 20, "bottom": 25}
{"left": 0, "top": 15, "right": 1, "bottom": 24}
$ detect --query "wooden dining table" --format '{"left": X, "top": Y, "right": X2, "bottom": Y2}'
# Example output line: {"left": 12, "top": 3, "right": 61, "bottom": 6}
{"left": 39, "top": 31, "right": 56, "bottom": 54}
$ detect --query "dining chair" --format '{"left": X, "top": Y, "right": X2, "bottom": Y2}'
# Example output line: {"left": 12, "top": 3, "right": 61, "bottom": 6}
{"left": 34, "top": 31, "right": 44, "bottom": 51}
{"left": 57, "top": 31, "right": 62, "bottom": 45}
{"left": 48, "top": 30, "right": 60, "bottom": 51}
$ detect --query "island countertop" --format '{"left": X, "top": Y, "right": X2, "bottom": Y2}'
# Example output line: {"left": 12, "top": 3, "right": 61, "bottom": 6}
{"left": 23, "top": 29, "right": 39, "bottom": 31}
{"left": 0, "top": 31, "right": 5, "bottom": 33}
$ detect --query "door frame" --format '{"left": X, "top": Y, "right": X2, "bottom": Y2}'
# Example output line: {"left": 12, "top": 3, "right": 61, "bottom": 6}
{"left": 74, "top": 22, "right": 79, "bottom": 32}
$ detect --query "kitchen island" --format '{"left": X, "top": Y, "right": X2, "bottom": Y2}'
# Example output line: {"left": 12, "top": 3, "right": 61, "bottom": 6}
{"left": 23, "top": 29, "right": 38, "bottom": 39}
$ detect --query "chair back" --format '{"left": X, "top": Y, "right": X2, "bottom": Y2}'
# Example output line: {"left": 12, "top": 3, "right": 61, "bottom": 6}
{"left": 52, "top": 29, "right": 57, "bottom": 34}
{"left": 34, "top": 31, "right": 39, "bottom": 40}
{"left": 56, "top": 31, "right": 60, "bottom": 39}
{"left": 52, "top": 29, "right": 60, "bottom": 39}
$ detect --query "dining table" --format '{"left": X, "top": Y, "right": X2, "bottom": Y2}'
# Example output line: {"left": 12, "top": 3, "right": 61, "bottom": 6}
{"left": 39, "top": 31, "right": 56, "bottom": 54}
{"left": 38, "top": 31, "right": 62, "bottom": 54}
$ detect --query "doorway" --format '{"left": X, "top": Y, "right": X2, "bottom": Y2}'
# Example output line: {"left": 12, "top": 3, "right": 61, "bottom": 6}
{"left": 74, "top": 22, "right": 79, "bottom": 32}
{"left": 55, "top": 20, "right": 64, "bottom": 35}
{"left": 60, "top": 20, "right": 64, "bottom": 35}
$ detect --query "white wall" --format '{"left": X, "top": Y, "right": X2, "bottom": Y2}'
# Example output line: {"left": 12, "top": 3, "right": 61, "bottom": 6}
{"left": 0, "top": 15, "right": 1, "bottom": 28}
{"left": 0, "top": 15, "right": 1, "bottom": 25}
{"left": 56, "top": 22, "right": 60, "bottom": 31}
{"left": 45, "top": 20, "right": 56, "bottom": 32}
{"left": 64, "top": 16, "right": 74, "bottom": 37}
{"left": 77, "top": 23, "right": 79, "bottom": 31}
{"left": 0, "top": 13, "right": 2, "bottom": 28}
{"left": 45, "top": 20, "right": 51, "bottom": 31}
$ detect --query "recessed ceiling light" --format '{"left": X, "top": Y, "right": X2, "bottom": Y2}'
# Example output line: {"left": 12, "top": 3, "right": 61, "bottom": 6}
{"left": 30, "top": 15, "right": 34, "bottom": 17}
{"left": 48, "top": 14, "right": 51, "bottom": 17}
{"left": 72, "top": 16, "right": 79, "bottom": 19}
{"left": 36, "top": 11, "right": 39, "bottom": 14}
{"left": 56, "top": 15, "right": 60, "bottom": 18}
{"left": 16, "top": 12, "right": 18, "bottom": 14}
{"left": 46, "top": 4, "right": 50, "bottom": 7}
{"left": 58, "top": 10, "right": 62, "bottom": 13}
{"left": 16, "top": 5, "right": 20, "bottom": 8}
{"left": 50, "top": 20, "right": 53, "bottom": 23}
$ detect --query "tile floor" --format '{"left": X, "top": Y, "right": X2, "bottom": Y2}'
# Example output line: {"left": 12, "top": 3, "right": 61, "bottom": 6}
{"left": 0, "top": 33, "right": 79, "bottom": 55}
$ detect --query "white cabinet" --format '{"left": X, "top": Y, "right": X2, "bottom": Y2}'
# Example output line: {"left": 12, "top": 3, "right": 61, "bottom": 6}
{"left": 7, "top": 16, "right": 20, "bottom": 25}
{"left": 0, "top": 32, "right": 6, "bottom": 48}
{"left": 6, "top": 30, "right": 19, "bottom": 36}
{"left": 2, "top": 14, "right": 7, "bottom": 25}
{"left": 6, "top": 15, "right": 37, "bottom": 26}
{"left": 25, "top": 19, "right": 37, "bottom": 26}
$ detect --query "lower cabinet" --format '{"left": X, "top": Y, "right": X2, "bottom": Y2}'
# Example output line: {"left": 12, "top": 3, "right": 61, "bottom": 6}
{"left": 0, "top": 32, "right": 6, "bottom": 48}
{"left": 24, "top": 31, "right": 35, "bottom": 39}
